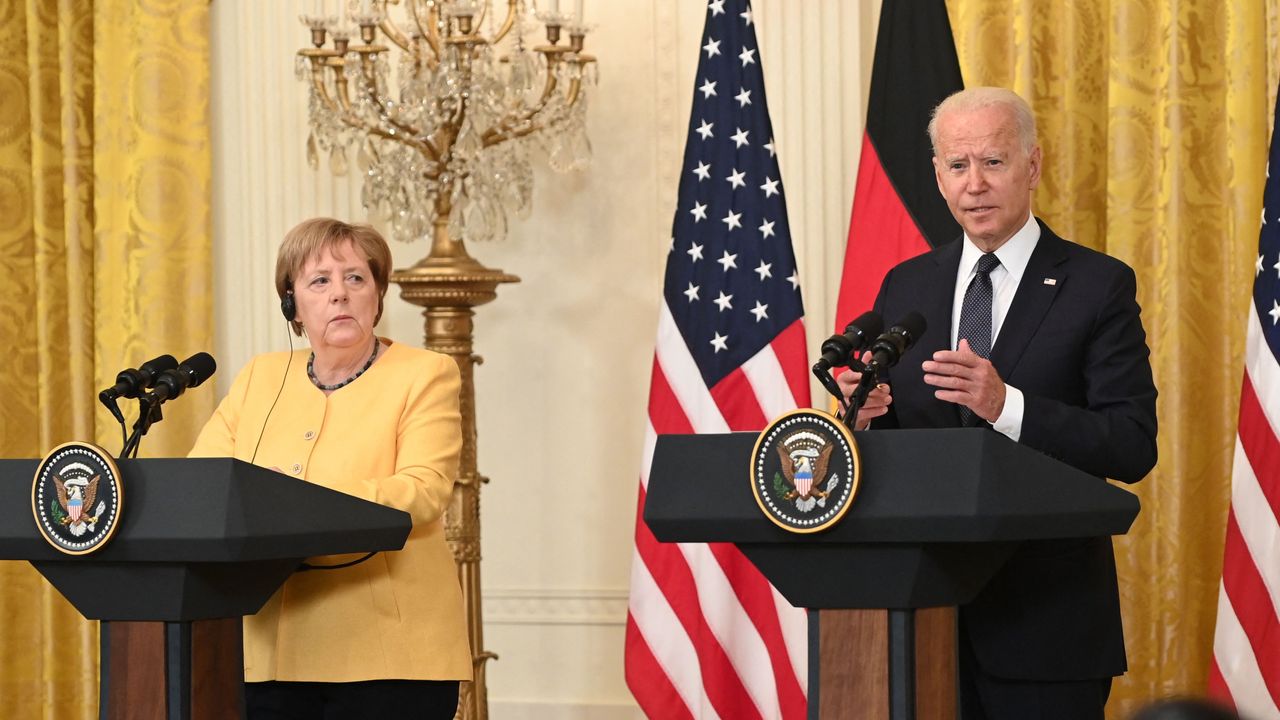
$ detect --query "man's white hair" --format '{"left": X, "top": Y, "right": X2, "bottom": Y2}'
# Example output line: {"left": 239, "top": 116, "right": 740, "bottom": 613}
{"left": 927, "top": 87, "right": 1038, "bottom": 155}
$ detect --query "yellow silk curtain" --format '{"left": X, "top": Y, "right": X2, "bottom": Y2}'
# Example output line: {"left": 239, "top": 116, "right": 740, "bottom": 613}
{"left": 0, "top": 1, "right": 212, "bottom": 717}
{"left": 946, "top": 0, "right": 1280, "bottom": 716}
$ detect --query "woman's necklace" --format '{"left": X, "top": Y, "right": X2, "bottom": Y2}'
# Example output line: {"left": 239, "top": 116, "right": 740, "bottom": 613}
{"left": 308, "top": 336, "right": 379, "bottom": 391}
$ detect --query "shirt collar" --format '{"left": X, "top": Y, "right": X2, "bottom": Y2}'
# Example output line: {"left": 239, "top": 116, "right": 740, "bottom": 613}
{"left": 959, "top": 213, "right": 1040, "bottom": 282}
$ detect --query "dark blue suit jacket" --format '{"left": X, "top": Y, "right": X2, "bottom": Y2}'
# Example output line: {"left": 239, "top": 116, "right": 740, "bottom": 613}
{"left": 870, "top": 219, "right": 1158, "bottom": 680}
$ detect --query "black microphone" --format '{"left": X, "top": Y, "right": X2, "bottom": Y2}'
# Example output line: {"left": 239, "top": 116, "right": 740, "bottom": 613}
{"left": 98, "top": 355, "right": 178, "bottom": 425}
{"left": 840, "top": 312, "right": 928, "bottom": 429}
{"left": 99, "top": 355, "right": 178, "bottom": 403}
{"left": 813, "top": 311, "right": 884, "bottom": 372}
{"left": 812, "top": 311, "right": 883, "bottom": 404}
{"left": 867, "top": 312, "right": 927, "bottom": 371}
{"left": 148, "top": 352, "right": 217, "bottom": 404}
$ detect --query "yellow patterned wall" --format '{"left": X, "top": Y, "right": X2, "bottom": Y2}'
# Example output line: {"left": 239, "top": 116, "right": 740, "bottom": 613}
{"left": 0, "top": 1, "right": 212, "bottom": 717}
{"left": 948, "top": 0, "right": 1280, "bottom": 716}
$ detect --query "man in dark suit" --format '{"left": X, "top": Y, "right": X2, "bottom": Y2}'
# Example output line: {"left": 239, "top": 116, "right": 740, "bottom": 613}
{"left": 838, "top": 87, "right": 1158, "bottom": 720}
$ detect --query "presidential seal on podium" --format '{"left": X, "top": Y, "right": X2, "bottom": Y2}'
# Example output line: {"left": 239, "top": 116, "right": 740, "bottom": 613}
{"left": 31, "top": 442, "right": 124, "bottom": 555}
{"left": 750, "top": 409, "right": 861, "bottom": 534}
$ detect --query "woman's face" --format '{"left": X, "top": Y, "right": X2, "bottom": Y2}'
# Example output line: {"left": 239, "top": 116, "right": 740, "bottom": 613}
{"left": 292, "top": 240, "right": 380, "bottom": 351}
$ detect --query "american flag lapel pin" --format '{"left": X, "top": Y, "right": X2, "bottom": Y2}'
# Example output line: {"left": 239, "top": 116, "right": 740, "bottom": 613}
{"left": 1043, "top": 278, "right": 1057, "bottom": 286}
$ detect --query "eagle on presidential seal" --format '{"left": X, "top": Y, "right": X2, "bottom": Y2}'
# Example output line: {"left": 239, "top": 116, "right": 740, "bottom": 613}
{"left": 53, "top": 473, "right": 106, "bottom": 537}
{"left": 775, "top": 430, "right": 841, "bottom": 513}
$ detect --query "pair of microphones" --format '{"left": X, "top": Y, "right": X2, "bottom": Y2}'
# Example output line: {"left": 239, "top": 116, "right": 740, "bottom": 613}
{"left": 813, "top": 310, "right": 927, "bottom": 378}
{"left": 98, "top": 353, "right": 217, "bottom": 424}
{"left": 811, "top": 311, "right": 926, "bottom": 420}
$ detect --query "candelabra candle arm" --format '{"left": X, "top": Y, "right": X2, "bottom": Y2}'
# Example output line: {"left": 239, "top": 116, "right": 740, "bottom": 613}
{"left": 481, "top": 123, "right": 529, "bottom": 147}
{"left": 564, "top": 72, "right": 586, "bottom": 106}
{"left": 408, "top": 35, "right": 440, "bottom": 72}
{"left": 479, "top": 63, "right": 562, "bottom": 147}
{"left": 352, "top": 56, "right": 439, "bottom": 161}
{"left": 531, "top": 54, "right": 563, "bottom": 104}
{"left": 482, "top": 114, "right": 547, "bottom": 146}
{"left": 483, "top": 100, "right": 568, "bottom": 146}
{"left": 377, "top": 15, "right": 415, "bottom": 54}
{"left": 491, "top": 0, "right": 519, "bottom": 43}
{"left": 332, "top": 64, "right": 355, "bottom": 110}
{"left": 427, "top": 24, "right": 443, "bottom": 62}
{"left": 338, "top": 107, "right": 435, "bottom": 158}
{"left": 306, "top": 55, "right": 431, "bottom": 158}
{"left": 409, "top": 1, "right": 441, "bottom": 59}
{"left": 308, "top": 62, "right": 343, "bottom": 114}
{"left": 346, "top": 114, "right": 433, "bottom": 156}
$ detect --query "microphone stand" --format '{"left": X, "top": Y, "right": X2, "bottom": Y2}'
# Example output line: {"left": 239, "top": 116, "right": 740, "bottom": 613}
{"left": 120, "top": 395, "right": 163, "bottom": 459}
{"left": 811, "top": 360, "right": 851, "bottom": 414}
{"left": 840, "top": 359, "right": 881, "bottom": 431}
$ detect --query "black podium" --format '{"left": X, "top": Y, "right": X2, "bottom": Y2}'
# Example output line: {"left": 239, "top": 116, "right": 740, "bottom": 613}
{"left": 644, "top": 428, "right": 1139, "bottom": 720}
{"left": 0, "top": 457, "right": 412, "bottom": 720}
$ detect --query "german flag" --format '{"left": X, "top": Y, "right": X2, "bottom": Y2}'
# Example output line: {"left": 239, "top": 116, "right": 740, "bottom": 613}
{"left": 833, "top": 0, "right": 965, "bottom": 330}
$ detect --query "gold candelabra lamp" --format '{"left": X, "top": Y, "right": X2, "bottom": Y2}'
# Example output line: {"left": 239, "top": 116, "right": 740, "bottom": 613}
{"left": 296, "top": 1, "right": 597, "bottom": 718}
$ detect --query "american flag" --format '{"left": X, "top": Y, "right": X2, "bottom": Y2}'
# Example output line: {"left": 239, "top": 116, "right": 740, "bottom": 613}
{"left": 1208, "top": 90, "right": 1280, "bottom": 718}
{"left": 624, "top": 1, "right": 811, "bottom": 718}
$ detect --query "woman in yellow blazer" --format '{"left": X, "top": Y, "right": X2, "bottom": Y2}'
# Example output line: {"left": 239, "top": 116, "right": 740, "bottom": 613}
{"left": 190, "top": 218, "right": 470, "bottom": 719}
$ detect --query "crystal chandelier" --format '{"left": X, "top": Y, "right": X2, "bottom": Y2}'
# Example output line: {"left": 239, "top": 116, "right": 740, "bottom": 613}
{"left": 297, "top": 0, "right": 597, "bottom": 260}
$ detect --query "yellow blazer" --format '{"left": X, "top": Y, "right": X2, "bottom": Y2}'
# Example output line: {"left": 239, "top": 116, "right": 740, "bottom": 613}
{"left": 189, "top": 341, "right": 472, "bottom": 682}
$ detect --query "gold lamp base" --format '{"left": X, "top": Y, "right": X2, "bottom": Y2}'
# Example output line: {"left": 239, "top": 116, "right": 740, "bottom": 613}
{"left": 391, "top": 256, "right": 518, "bottom": 720}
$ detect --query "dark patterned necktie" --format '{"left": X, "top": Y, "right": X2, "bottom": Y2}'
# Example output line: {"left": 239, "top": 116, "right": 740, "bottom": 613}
{"left": 956, "top": 253, "right": 1001, "bottom": 426}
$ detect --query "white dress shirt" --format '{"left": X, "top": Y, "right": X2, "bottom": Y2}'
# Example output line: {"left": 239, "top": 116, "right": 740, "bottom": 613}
{"left": 949, "top": 213, "right": 1040, "bottom": 441}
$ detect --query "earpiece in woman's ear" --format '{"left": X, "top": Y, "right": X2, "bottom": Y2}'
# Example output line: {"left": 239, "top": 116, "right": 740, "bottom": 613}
{"left": 281, "top": 290, "right": 296, "bottom": 322}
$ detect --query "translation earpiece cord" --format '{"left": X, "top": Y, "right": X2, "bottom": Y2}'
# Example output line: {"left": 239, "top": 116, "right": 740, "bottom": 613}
{"left": 250, "top": 321, "right": 295, "bottom": 466}
{"left": 298, "top": 551, "right": 378, "bottom": 572}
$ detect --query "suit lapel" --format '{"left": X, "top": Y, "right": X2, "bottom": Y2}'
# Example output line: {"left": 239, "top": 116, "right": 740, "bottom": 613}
{"left": 924, "top": 240, "right": 963, "bottom": 425}
{"left": 924, "top": 239, "right": 962, "bottom": 359}
{"left": 989, "top": 221, "right": 1068, "bottom": 379}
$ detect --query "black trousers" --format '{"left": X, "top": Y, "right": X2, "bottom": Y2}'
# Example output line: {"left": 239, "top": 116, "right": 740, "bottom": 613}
{"left": 246, "top": 679, "right": 460, "bottom": 720}
{"left": 958, "top": 622, "right": 1112, "bottom": 720}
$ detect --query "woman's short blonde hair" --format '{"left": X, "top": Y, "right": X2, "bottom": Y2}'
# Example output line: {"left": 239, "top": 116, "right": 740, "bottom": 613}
{"left": 275, "top": 218, "right": 393, "bottom": 336}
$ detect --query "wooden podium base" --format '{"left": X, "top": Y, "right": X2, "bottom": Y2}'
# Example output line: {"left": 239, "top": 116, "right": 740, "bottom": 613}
{"left": 102, "top": 618, "right": 243, "bottom": 720}
{"left": 814, "top": 607, "right": 956, "bottom": 720}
